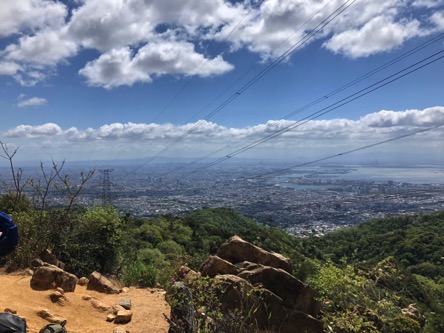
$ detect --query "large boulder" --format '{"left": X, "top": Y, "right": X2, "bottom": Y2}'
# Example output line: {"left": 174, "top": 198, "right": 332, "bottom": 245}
{"left": 87, "top": 271, "right": 120, "bottom": 294}
{"left": 238, "top": 265, "right": 320, "bottom": 316}
{"left": 31, "top": 264, "right": 78, "bottom": 292}
{"left": 274, "top": 309, "right": 324, "bottom": 333}
{"left": 166, "top": 282, "right": 197, "bottom": 333}
{"left": 217, "top": 235, "right": 292, "bottom": 273}
{"left": 200, "top": 255, "right": 239, "bottom": 278}
{"left": 213, "top": 274, "right": 254, "bottom": 311}
{"left": 167, "top": 236, "right": 323, "bottom": 333}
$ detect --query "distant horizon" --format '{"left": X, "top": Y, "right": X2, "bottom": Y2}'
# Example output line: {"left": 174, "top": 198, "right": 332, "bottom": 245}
{"left": 1, "top": 1, "right": 443, "bottom": 164}
{"left": 2, "top": 156, "right": 444, "bottom": 171}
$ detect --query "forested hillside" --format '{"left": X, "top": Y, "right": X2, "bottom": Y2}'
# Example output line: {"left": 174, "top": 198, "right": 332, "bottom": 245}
{"left": 2, "top": 189, "right": 443, "bottom": 332}
{"left": 302, "top": 211, "right": 444, "bottom": 333}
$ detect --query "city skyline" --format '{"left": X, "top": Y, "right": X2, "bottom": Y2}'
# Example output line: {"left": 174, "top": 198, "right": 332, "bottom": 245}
{"left": 0, "top": 0, "right": 443, "bottom": 164}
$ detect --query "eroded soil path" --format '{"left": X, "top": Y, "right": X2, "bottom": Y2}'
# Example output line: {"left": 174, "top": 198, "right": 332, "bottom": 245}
{"left": 0, "top": 272, "right": 170, "bottom": 333}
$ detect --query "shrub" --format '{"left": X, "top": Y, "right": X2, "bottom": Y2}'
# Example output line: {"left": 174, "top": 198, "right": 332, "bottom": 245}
{"left": 166, "top": 275, "right": 261, "bottom": 333}
{"left": 387, "top": 315, "right": 421, "bottom": 333}
{"left": 58, "top": 206, "right": 122, "bottom": 277}
{"left": 122, "top": 261, "right": 158, "bottom": 287}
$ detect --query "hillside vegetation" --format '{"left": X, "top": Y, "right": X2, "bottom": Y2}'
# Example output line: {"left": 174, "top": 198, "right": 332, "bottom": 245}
{"left": 302, "top": 211, "right": 444, "bottom": 333}
{"left": 1, "top": 187, "right": 443, "bottom": 332}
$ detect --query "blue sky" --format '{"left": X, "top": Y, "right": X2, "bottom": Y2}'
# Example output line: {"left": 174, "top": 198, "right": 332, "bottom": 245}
{"left": 0, "top": 0, "right": 443, "bottom": 164}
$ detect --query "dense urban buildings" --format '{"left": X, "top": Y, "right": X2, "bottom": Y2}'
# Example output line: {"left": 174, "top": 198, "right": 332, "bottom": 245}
{"left": 2, "top": 162, "right": 443, "bottom": 238}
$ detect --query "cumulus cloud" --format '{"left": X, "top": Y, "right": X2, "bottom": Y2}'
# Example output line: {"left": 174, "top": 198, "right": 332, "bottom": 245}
{"left": 0, "top": 61, "right": 22, "bottom": 76}
{"left": 430, "top": 11, "right": 444, "bottom": 31}
{"left": 4, "top": 29, "right": 78, "bottom": 66}
{"left": 5, "top": 123, "right": 61, "bottom": 138}
{"left": 324, "top": 15, "right": 424, "bottom": 58}
{"left": 79, "top": 41, "right": 234, "bottom": 88}
{"left": 17, "top": 96, "right": 48, "bottom": 108}
{"left": 412, "top": 0, "right": 444, "bottom": 9}
{"left": 0, "top": 0, "right": 67, "bottom": 37}
{"left": 0, "top": 0, "right": 442, "bottom": 87}
{"left": 361, "top": 107, "right": 444, "bottom": 127}
{"left": 3, "top": 107, "right": 443, "bottom": 160}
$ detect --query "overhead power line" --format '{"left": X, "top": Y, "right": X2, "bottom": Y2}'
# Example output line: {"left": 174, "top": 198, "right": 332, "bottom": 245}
{"left": 131, "top": 0, "right": 356, "bottom": 172}
{"left": 249, "top": 124, "right": 444, "bottom": 179}
{"left": 184, "top": 50, "right": 444, "bottom": 175}
{"left": 162, "top": 32, "right": 444, "bottom": 176}
{"left": 150, "top": 6, "right": 254, "bottom": 123}
{"left": 181, "top": 0, "right": 340, "bottom": 125}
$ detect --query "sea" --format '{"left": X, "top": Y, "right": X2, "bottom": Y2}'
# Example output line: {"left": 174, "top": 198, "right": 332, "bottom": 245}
{"left": 268, "top": 165, "right": 444, "bottom": 188}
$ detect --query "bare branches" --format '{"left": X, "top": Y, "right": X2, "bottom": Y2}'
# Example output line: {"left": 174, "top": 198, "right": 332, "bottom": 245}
{"left": 0, "top": 141, "right": 29, "bottom": 202}
{"left": 52, "top": 160, "right": 95, "bottom": 213}
{"left": 29, "top": 159, "right": 66, "bottom": 210}
{"left": 1, "top": 142, "right": 95, "bottom": 214}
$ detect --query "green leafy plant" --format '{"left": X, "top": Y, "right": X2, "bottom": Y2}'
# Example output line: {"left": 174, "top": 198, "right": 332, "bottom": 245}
{"left": 122, "top": 261, "right": 159, "bottom": 287}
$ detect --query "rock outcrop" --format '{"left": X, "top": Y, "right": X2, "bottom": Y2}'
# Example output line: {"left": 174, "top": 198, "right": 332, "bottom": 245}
{"left": 167, "top": 236, "right": 323, "bottom": 333}
{"left": 30, "top": 263, "right": 78, "bottom": 292}
{"left": 87, "top": 271, "right": 120, "bottom": 294}
{"left": 40, "top": 249, "right": 65, "bottom": 270}
{"left": 217, "top": 235, "right": 293, "bottom": 273}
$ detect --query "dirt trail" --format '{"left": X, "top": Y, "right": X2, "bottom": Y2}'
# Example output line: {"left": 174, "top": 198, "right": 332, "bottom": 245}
{"left": 0, "top": 272, "right": 170, "bottom": 333}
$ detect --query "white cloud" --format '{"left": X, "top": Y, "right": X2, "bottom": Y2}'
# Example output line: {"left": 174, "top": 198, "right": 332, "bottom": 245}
{"left": 0, "top": 0, "right": 67, "bottom": 37}
{"left": 430, "top": 11, "right": 444, "bottom": 31}
{"left": 412, "top": 0, "right": 444, "bottom": 9}
{"left": 0, "top": 61, "right": 22, "bottom": 76}
{"left": 5, "top": 123, "right": 61, "bottom": 138}
{"left": 361, "top": 107, "right": 444, "bottom": 127}
{"left": 66, "top": 0, "right": 155, "bottom": 52}
{"left": 79, "top": 41, "right": 234, "bottom": 88}
{"left": 78, "top": 47, "right": 152, "bottom": 88}
{"left": 4, "top": 29, "right": 78, "bottom": 66}
{"left": 16, "top": 96, "right": 48, "bottom": 108}
{"left": 324, "top": 15, "right": 424, "bottom": 58}
{"left": 3, "top": 107, "right": 443, "bottom": 160}
{"left": 0, "top": 0, "right": 442, "bottom": 87}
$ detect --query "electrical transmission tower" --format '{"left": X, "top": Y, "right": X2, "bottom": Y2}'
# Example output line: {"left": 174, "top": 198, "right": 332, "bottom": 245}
{"left": 98, "top": 169, "right": 114, "bottom": 206}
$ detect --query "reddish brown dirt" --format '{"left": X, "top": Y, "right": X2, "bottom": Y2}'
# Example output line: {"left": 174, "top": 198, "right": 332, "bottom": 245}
{"left": 0, "top": 272, "right": 170, "bottom": 333}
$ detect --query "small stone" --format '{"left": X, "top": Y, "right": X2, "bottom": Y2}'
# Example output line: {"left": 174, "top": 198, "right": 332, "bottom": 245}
{"left": 120, "top": 287, "right": 130, "bottom": 293}
{"left": 55, "top": 287, "right": 65, "bottom": 294}
{"left": 49, "top": 290, "right": 67, "bottom": 306}
{"left": 117, "top": 298, "right": 132, "bottom": 310}
{"left": 78, "top": 277, "right": 89, "bottom": 286}
{"left": 91, "top": 299, "right": 114, "bottom": 313}
{"left": 106, "top": 314, "right": 116, "bottom": 322}
{"left": 82, "top": 295, "right": 92, "bottom": 301}
{"left": 31, "top": 258, "right": 44, "bottom": 268}
{"left": 113, "top": 327, "right": 128, "bottom": 333}
{"left": 114, "top": 310, "right": 133, "bottom": 324}
{"left": 113, "top": 305, "right": 125, "bottom": 314}
{"left": 36, "top": 309, "right": 67, "bottom": 324}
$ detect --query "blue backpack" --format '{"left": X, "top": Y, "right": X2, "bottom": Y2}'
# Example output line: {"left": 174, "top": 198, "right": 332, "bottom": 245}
{"left": 0, "top": 212, "right": 19, "bottom": 257}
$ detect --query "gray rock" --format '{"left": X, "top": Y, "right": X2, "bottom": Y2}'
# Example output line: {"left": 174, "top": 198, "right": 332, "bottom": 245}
{"left": 117, "top": 298, "right": 132, "bottom": 310}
